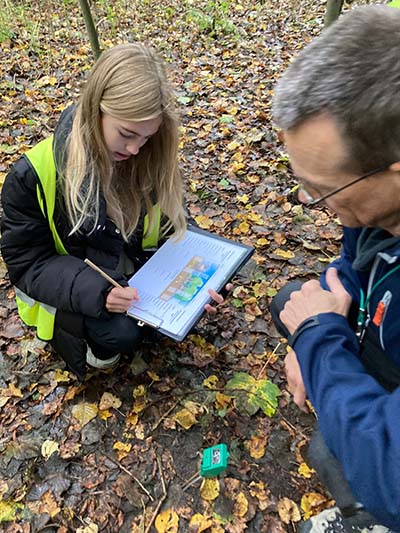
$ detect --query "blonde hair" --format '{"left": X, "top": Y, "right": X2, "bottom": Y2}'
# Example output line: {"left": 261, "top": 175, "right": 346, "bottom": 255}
{"left": 63, "top": 43, "right": 186, "bottom": 241}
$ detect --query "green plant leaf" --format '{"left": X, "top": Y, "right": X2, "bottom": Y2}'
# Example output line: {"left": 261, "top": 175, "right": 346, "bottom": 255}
{"left": 226, "top": 372, "right": 280, "bottom": 417}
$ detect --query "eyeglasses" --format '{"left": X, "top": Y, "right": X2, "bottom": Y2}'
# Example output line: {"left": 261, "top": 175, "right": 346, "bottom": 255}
{"left": 299, "top": 165, "right": 388, "bottom": 206}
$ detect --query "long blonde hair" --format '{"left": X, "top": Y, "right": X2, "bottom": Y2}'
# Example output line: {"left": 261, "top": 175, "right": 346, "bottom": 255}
{"left": 63, "top": 43, "right": 186, "bottom": 241}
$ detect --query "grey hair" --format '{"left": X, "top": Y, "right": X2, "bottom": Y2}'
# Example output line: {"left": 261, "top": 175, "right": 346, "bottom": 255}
{"left": 272, "top": 5, "right": 400, "bottom": 172}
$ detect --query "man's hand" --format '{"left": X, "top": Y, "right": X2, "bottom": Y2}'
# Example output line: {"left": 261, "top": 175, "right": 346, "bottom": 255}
{"left": 280, "top": 268, "right": 352, "bottom": 335}
{"left": 285, "top": 348, "right": 307, "bottom": 411}
{"left": 105, "top": 286, "right": 139, "bottom": 313}
{"left": 204, "top": 283, "right": 233, "bottom": 314}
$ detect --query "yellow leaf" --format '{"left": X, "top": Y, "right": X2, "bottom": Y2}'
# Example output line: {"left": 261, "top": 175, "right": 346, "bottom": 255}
{"left": 255, "top": 237, "right": 270, "bottom": 248}
{"left": 227, "top": 106, "right": 239, "bottom": 115}
{"left": 252, "top": 281, "right": 270, "bottom": 299}
{"left": 274, "top": 248, "right": 295, "bottom": 260}
{"left": 233, "top": 492, "right": 248, "bottom": 517}
{"left": 247, "top": 212, "right": 264, "bottom": 224}
{"left": 236, "top": 194, "right": 249, "bottom": 204}
{"left": 203, "top": 375, "right": 219, "bottom": 389}
{"left": 7, "top": 383, "right": 23, "bottom": 398}
{"left": 99, "top": 409, "right": 112, "bottom": 420}
{"left": 52, "top": 369, "right": 70, "bottom": 382}
{"left": 113, "top": 441, "right": 132, "bottom": 460}
{"left": 0, "top": 500, "right": 24, "bottom": 522}
{"left": 135, "top": 423, "right": 145, "bottom": 439}
{"left": 174, "top": 406, "right": 198, "bottom": 430}
{"left": 278, "top": 497, "right": 301, "bottom": 524}
{"left": 99, "top": 392, "right": 122, "bottom": 410}
{"left": 298, "top": 462, "right": 315, "bottom": 479}
{"left": 237, "top": 221, "right": 250, "bottom": 234}
{"left": 132, "top": 396, "right": 147, "bottom": 414}
{"left": 194, "top": 215, "right": 213, "bottom": 230}
{"left": 147, "top": 370, "right": 161, "bottom": 381}
{"left": 301, "top": 492, "right": 329, "bottom": 520}
{"left": 126, "top": 412, "right": 139, "bottom": 427}
{"left": 76, "top": 524, "right": 99, "bottom": 533}
{"left": 41, "top": 440, "right": 59, "bottom": 460}
{"left": 200, "top": 478, "right": 220, "bottom": 502}
{"left": 155, "top": 508, "right": 179, "bottom": 533}
{"left": 189, "top": 513, "right": 213, "bottom": 532}
{"left": 214, "top": 392, "right": 232, "bottom": 410}
{"left": 249, "top": 481, "right": 270, "bottom": 511}
{"left": 205, "top": 143, "right": 216, "bottom": 153}
{"left": 133, "top": 385, "right": 147, "bottom": 398}
{"left": 245, "top": 434, "right": 267, "bottom": 459}
{"left": 0, "top": 397, "right": 9, "bottom": 408}
{"left": 227, "top": 140, "right": 240, "bottom": 151}
{"left": 71, "top": 402, "right": 98, "bottom": 427}
{"left": 247, "top": 174, "right": 260, "bottom": 184}
{"left": 230, "top": 162, "right": 246, "bottom": 173}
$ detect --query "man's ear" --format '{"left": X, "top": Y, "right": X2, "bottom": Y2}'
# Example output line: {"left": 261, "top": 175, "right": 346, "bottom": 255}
{"left": 389, "top": 162, "right": 400, "bottom": 172}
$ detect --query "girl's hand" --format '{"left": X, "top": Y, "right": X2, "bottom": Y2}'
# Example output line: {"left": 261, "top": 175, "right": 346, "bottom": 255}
{"left": 106, "top": 286, "right": 139, "bottom": 313}
{"left": 204, "top": 283, "right": 233, "bottom": 314}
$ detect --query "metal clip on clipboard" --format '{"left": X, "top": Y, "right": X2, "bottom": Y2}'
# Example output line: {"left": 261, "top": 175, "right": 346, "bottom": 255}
{"left": 128, "top": 308, "right": 163, "bottom": 330}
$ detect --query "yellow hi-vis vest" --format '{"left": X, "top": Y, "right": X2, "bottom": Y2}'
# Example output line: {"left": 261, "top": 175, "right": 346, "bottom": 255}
{"left": 16, "top": 135, "right": 161, "bottom": 341}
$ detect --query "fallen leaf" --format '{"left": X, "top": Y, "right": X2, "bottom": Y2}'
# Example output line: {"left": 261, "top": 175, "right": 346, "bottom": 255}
{"left": 200, "top": 478, "right": 220, "bottom": 502}
{"left": 155, "top": 508, "right": 179, "bottom": 533}
{"left": 194, "top": 215, "right": 213, "bottom": 230}
{"left": 0, "top": 501, "right": 24, "bottom": 523}
{"left": 233, "top": 492, "right": 248, "bottom": 518}
{"left": 71, "top": 402, "right": 98, "bottom": 427}
{"left": 76, "top": 524, "right": 99, "bottom": 533}
{"left": 301, "top": 492, "right": 329, "bottom": 520}
{"left": 113, "top": 441, "right": 132, "bottom": 460}
{"left": 99, "top": 392, "right": 122, "bottom": 410}
{"left": 274, "top": 248, "right": 295, "bottom": 260}
{"left": 41, "top": 440, "right": 59, "bottom": 460}
{"left": 189, "top": 513, "right": 213, "bottom": 532}
{"left": 38, "top": 490, "right": 60, "bottom": 518}
{"left": 278, "top": 497, "right": 301, "bottom": 524}
{"left": 245, "top": 433, "right": 267, "bottom": 459}
{"left": 203, "top": 375, "right": 219, "bottom": 389}
{"left": 298, "top": 462, "right": 315, "bottom": 479}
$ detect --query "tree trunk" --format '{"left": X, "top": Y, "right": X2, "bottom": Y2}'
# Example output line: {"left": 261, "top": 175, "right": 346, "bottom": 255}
{"left": 78, "top": 0, "right": 101, "bottom": 60}
{"left": 324, "top": 0, "right": 344, "bottom": 28}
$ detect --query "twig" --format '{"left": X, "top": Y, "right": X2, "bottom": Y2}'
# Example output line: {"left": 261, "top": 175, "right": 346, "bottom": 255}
{"left": 256, "top": 341, "right": 282, "bottom": 379}
{"left": 144, "top": 455, "right": 167, "bottom": 533}
{"left": 101, "top": 451, "right": 154, "bottom": 502}
{"left": 148, "top": 398, "right": 180, "bottom": 435}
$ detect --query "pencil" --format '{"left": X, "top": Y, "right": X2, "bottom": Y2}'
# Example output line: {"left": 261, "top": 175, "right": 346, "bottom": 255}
{"left": 84, "top": 258, "right": 123, "bottom": 289}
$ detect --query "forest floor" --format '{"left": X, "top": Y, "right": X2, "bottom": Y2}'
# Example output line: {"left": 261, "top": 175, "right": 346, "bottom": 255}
{"left": 0, "top": 1, "right": 363, "bottom": 531}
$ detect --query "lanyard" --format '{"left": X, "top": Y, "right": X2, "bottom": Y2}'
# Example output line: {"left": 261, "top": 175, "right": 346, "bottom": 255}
{"left": 356, "top": 263, "right": 400, "bottom": 341}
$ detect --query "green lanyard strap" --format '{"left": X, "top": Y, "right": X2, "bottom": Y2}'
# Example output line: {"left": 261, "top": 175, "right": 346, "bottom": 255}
{"left": 357, "top": 263, "right": 400, "bottom": 339}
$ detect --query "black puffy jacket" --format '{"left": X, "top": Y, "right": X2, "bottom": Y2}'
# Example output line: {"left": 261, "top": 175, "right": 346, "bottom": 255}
{"left": 0, "top": 107, "right": 153, "bottom": 373}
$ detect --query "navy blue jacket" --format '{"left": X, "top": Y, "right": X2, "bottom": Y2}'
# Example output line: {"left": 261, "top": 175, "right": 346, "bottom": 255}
{"left": 293, "top": 227, "right": 400, "bottom": 529}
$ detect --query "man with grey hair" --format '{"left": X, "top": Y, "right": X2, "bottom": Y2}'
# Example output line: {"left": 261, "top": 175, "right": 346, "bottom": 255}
{"left": 271, "top": 4, "right": 400, "bottom": 532}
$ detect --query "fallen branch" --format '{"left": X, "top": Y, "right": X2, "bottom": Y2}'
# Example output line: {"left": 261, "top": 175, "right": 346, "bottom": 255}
{"left": 144, "top": 455, "right": 167, "bottom": 533}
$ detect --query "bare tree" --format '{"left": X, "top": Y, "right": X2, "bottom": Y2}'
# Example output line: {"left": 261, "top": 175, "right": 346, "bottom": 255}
{"left": 78, "top": 0, "right": 101, "bottom": 60}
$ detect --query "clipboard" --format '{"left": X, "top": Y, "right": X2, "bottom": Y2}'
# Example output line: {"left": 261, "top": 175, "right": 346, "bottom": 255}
{"left": 126, "top": 225, "right": 254, "bottom": 341}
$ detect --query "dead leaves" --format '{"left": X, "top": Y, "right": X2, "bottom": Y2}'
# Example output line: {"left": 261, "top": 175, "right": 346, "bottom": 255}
{"left": 71, "top": 402, "right": 98, "bottom": 427}
{"left": 174, "top": 401, "right": 204, "bottom": 430}
{"left": 155, "top": 508, "right": 179, "bottom": 533}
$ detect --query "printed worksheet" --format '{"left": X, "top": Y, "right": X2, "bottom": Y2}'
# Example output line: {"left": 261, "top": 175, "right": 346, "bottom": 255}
{"left": 127, "top": 227, "right": 253, "bottom": 340}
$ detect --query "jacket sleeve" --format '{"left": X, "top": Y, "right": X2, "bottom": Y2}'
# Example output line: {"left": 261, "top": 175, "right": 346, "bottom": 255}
{"left": 294, "top": 313, "right": 400, "bottom": 530}
{"left": 1, "top": 158, "right": 125, "bottom": 318}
